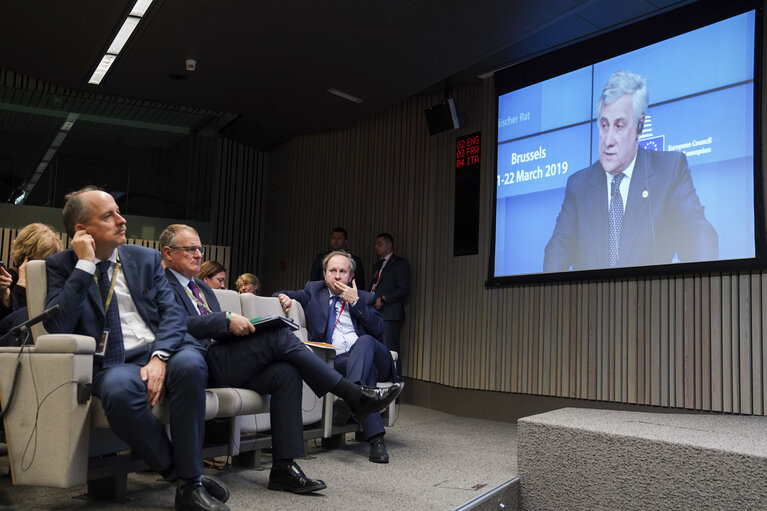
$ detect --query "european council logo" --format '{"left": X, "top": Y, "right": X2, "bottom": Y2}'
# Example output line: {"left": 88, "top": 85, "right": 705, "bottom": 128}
{"left": 638, "top": 114, "right": 664, "bottom": 151}
{"left": 639, "top": 136, "right": 664, "bottom": 152}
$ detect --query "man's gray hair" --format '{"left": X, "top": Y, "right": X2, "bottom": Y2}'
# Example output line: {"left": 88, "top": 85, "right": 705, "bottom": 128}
{"left": 159, "top": 224, "right": 198, "bottom": 252}
{"left": 322, "top": 250, "right": 356, "bottom": 274}
{"left": 598, "top": 70, "right": 648, "bottom": 135}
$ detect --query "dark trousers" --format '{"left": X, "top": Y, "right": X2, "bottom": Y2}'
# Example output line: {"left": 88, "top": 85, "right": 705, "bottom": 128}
{"left": 207, "top": 326, "right": 343, "bottom": 459}
{"left": 383, "top": 319, "right": 403, "bottom": 374}
{"left": 333, "top": 335, "right": 398, "bottom": 440}
{"left": 93, "top": 344, "right": 208, "bottom": 480}
{"left": 382, "top": 319, "right": 403, "bottom": 354}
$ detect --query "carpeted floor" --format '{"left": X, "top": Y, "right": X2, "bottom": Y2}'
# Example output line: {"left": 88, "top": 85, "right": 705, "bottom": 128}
{"left": 0, "top": 404, "right": 517, "bottom": 510}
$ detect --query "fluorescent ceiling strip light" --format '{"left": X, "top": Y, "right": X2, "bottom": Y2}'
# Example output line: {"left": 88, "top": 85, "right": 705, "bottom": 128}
{"left": 88, "top": 0, "right": 154, "bottom": 85}
{"left": 107, "top": 16, "right": 140, "bottom": 55}
{"left": 17, "top": 115, "right": 79, "bottom": 204}
{"left": 130, "top": 0, "right": 154, "bottom": 17}
{"left": 42, "top": 148, "right": 57, "bottom": 162}
{"left": 327, "top": 88, "right": 363, "bottom": 104}
{"left": 89, "top": 54, "right": 116, "bottom": 84}
{"left": 50, "top": 131, "right": 67, "bottom": 148}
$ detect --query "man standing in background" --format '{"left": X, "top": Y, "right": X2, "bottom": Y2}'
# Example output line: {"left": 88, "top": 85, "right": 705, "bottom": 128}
{"left": 310, "top": 227, "right": 365, "bottom": 291}
{"left": 370, "top": 233, "right": 410, "bottom": 368}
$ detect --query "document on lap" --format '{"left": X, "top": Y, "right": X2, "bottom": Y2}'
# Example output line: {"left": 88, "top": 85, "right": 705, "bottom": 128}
{"left": 249, "top": 314, "right": 300, "bottom": 332}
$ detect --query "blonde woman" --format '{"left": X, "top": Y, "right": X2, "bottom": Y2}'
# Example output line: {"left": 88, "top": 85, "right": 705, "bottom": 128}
{"left": 235, "top": 273, "right": 260, "bottom": 295}
{"left": 0, "top": 223, "right": 63, "bottom": 340}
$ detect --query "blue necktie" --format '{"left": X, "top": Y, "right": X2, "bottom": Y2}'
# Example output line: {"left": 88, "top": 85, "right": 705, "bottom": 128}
{"left": 326, "top": 296, "right": 340, "bottom": 341}
{"left": 608, "top": 172, "right": 626, "bottom": 267}
{"left": 97, "top": 260, "right": 125, "bottom": 368}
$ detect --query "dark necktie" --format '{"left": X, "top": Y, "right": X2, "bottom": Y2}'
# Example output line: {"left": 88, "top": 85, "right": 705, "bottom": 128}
{"left": 608, "top": 172, "right": 626, "bottom": 267}
{"left": 326, "top": 296, "right": 340, "bottom": 341}
{"left": 371, "top": 259, "right": 384, "bottom": 291}
{"left": 187, "top": 280, "right": 208, "bottom": 315}
{"left": 97, "top": 260, "right": 125, "bottom": 367}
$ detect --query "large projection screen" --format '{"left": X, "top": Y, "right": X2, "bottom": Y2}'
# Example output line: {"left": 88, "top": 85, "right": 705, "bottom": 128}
{"left": 490, "top": 6, "right": 759, "bottom": 284}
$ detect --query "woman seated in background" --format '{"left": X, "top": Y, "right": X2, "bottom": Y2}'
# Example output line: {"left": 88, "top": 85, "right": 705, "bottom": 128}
{"left": 197, "top": 260, "right": 227, "bottom": 289}
{"left": 0, "top": 223, "right": 64, "bottom": 343}
{"left": 235, "top": 272, "right": 260, "bottom": 295}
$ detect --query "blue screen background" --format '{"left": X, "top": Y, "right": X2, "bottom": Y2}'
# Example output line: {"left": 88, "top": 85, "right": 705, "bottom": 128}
{"left": 494, "top": 10, "right": 756, "bottom": 277}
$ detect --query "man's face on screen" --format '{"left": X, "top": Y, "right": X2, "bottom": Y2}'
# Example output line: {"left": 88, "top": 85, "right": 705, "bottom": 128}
{"left": 598, "top": 93, "right": 641, "bottom": 175}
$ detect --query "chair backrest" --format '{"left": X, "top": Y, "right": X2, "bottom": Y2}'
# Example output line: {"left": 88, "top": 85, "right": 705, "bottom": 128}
{"left": 286, "top": 300, "right": 309, "bottom": 341}
{"left": 25, "top": 259, "right": 49, "bottom": 342}
{"left": 212, "top": 289, "right": 242, "bottom": 315}
{"left": 238, "top": 294, "right": 284, "bottom": 319}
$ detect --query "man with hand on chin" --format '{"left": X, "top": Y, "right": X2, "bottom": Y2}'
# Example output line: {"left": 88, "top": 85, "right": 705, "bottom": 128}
{"left": 276, "top": 250, "right": 400, "bottom": 464}
{"left": 43, "top": 187, "right": 228, "bottom": 511}
{"left": 160, "top": 225, "right": 403, "bottom": 493}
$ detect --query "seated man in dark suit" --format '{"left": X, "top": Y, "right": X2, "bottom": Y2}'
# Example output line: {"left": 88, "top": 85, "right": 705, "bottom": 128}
{"left": 276, "top": 250, "right": 399, "bottom": 464}
{"left": 159, "top": 225, "right": 402, "bottom": 492}
{"left": 543, "top": 70, "right": 717, "bottom": 271}
{"left": 43, "top": 187, "right": 228, "bottom": 511}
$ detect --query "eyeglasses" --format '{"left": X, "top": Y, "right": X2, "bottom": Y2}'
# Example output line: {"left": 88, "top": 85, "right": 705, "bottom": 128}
{"left": 170, "top": 246, "right": 205, "bottom": 255}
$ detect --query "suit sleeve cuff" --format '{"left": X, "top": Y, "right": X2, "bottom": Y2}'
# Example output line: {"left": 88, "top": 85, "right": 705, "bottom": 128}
{"left": 75, "top": 259, "right": 96, "bottom": 274}
{"left": 152, "top": 350, "right": 171, "bottom": 361}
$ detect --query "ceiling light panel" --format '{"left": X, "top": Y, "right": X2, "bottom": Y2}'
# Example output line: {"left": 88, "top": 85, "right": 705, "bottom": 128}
{"left": 130, "top": 0, "right": 155, "bottom": 17}
{"left": 107, "top": 16, "right": 140, "bottom": 55}
{"left": 89, "top": 55, "right": 116, "bottom": 84}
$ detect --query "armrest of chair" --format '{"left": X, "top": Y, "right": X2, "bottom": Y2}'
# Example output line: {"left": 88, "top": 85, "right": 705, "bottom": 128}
{"left": 302, "top": 340, "right": 335, "bottom": 360}
{"left": 33, "top": 334, "right": 97, "bottom": 354}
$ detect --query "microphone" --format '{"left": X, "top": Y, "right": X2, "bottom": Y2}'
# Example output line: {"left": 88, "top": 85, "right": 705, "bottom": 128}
{"left": 7, "top": 304, "right": 61, "bottom": 336}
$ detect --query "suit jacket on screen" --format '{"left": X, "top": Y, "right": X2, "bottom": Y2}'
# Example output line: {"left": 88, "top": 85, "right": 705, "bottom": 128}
{"left": 543, "top": 148, "right": 718, "bottom": 271}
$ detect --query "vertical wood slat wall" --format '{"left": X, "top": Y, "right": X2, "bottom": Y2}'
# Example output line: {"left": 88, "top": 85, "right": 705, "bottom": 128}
{"left": 213, "top": 139, "right": 267, "bottom": 289}
{"left": 259, "top": 77, "right": 767, "bottom": 416}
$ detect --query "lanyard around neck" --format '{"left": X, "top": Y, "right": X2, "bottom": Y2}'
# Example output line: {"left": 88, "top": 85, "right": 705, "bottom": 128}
{"left": 183, "top": 283, "right": 211, "bottom": 313}
{"left": 331, "top": 299, "right": 346, "bottom": 334}
{"left": 93, "top": 251, "right": 120, "bottom": 314}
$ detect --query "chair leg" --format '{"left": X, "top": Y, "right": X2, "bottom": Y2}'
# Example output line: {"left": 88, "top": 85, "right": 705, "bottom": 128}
{"left": 321, "top": 433, "right": 345, "bottom": 450}
{"left": 231, "top": 450, "right": 260, "bottom": 468}
{"left": 88, "top": 474, "right": 128, "bottom": 501}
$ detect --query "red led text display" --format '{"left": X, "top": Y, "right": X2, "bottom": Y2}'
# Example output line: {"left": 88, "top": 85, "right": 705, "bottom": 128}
{"left": 456, "top": 132, "right": 480, "bottom": 169}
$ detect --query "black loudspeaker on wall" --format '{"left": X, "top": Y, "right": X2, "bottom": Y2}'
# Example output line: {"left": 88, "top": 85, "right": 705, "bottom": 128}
{"left": 424, "top": 98, "right": 460, "bottom": 135}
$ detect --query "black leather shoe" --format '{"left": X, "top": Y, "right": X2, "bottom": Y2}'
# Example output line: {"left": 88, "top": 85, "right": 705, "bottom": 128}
{"left": 347, "top": 382, "right": 403, "bottom": 421}
{"left": 267, "top": 462, "right": 327, "bottom": 494}
{"left": 332, "top": 399, "right": 353, "bottom": 425}
{"left": 201, "top": 474, "right": 230, "bottom": 503}
{"left": 175, "top": 484, "right": 229, "bottom": 511}
{"left": 369, "top": 436, "right": 389, "bottom": 463}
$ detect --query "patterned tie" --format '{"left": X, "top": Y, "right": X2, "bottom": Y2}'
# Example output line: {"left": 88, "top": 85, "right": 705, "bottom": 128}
{"left": 608, "top": 172, "right": 626, "bottom": 267}
{"left": 326, "top": 296, "right": 340, "bottom": 341}
{"left": 97, "top": 260, "right": 125, "bottom": 367}
{"left": 187, "top": 280, "right": 208, "bottom": 315}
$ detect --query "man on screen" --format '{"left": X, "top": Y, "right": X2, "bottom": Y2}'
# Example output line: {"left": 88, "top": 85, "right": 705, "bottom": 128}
{"left": 543, "top": 70, "right": 718, "bottom": 271}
